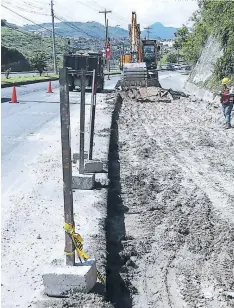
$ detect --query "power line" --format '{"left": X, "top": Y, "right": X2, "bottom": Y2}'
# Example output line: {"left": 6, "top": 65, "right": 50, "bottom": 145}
{"left": 4, "top": 0, "right": 49, "bottom": 14}
{"left": 54, "top": 14, "right": 98, "bottom": 38}
{"left": 19, "top": 0, "right": 49, "bottom": 4}
{"left": 3, "top": 2, "right": 104, "bottom": 40}
{"left": 2, "top": 4, "right": 53, "bottom": 32}
{"left": 1, "top": 4, "right": 66, "bottom": 40}
{"left": 17, "top": 0, "right": 49, "bottom": 11}
{"left": 54, "top": 4, "right": 108, "bottom": 37}
{"left": 4, "top": 4, "right": 50, "bottom": 16}
{"left": 2, "top": 24, "right": 42, "bottom": 39}
{"left": 89, "top": 0, "right": 128, "bottom": 23}
{"left": 72, "top": 0, "right": 128, "bottom": 26}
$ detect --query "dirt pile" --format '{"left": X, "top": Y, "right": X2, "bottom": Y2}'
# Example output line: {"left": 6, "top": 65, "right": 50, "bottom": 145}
{"left": 35, "top": 294, "right": 114, "bottom": 308}
{"left": 113, "top": 93, "right": 234, "bottom": 307}
{"left": 121, "top": 86, "right": 189, "bottom": 103}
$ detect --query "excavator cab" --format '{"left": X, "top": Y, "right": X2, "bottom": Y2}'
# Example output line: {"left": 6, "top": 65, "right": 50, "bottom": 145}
{"left": 142, "top": 40, "right": 160, "bottom": 70}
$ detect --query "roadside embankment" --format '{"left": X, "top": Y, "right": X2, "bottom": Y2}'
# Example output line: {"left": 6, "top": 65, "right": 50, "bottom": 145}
{"left": 184, "top": 81, "right": 220, "bottom": 104}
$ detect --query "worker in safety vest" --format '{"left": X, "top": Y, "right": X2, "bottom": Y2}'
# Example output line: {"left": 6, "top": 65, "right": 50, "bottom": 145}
{"left": 218, "top": 77, "right": 233, "bottom": 129}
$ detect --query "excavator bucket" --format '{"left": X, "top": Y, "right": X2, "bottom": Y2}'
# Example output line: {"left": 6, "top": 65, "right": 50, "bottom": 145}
{"left": 122, "top": 62, "right": 148, "bottom": 87}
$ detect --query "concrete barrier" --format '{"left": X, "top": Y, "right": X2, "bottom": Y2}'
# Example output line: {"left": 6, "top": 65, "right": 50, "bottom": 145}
{"left": 184, "top": 81, "right": 220, "bottom": 104}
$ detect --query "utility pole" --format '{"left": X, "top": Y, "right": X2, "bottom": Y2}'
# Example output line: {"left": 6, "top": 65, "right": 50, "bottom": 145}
{"left": 99, "top": 9, "right": 112, "bottom": 48}
{"left": 51, "top": 0, "right": 57, "bottom": 74}
{"left": 144, "top": 27, "right": 152, "bottom": 40}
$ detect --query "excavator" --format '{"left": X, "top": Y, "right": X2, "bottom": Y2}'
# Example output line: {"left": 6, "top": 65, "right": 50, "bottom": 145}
{"left": 122, "top": 12, "right": 161, "bottom": 87}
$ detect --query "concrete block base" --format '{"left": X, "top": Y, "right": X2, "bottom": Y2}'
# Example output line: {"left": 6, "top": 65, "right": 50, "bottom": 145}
{"left": 42, "top": 260, "right": 97, "bottom": 297}
{"left": 95, "top": 173, "right": 109, "bottom": 187}
{"left": 72, "top": 174, "right": 95, "bottom": 190}
{"left": 85, "top": 161, "right": 104, "bottom": 173}
{"left": 73, "top": 152, "right": 88, "bottom": 163}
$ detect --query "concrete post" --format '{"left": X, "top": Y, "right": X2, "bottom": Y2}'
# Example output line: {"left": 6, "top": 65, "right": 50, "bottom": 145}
{"left": 79, "top": 69, "right": 86, "bottom": 174}
{"left": 59, "top": 67, "right": 75, "bottom": 266}
{"left": 89, "top": 69, "right": 96, "bottom": 160}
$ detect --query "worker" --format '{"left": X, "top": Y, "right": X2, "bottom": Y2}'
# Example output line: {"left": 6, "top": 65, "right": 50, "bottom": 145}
{"left": 218, "top": 77, "right": 233, "bottom": 129}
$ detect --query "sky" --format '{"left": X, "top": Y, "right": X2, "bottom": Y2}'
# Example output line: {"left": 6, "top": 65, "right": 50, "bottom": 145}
{"left": 1, "top": 0, "right": 198, "bottom": 29}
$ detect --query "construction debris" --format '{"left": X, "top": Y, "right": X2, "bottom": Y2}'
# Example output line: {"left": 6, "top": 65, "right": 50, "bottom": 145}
{"left": 120, "top": 86, "right": 189, "bottom": 103}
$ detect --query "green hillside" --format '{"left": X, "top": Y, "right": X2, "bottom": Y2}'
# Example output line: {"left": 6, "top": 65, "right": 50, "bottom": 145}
{"left": 1, "top": 26, "right": 68, "bottom": 68}
{"left": 174, "top": 0, "right": 234, "bottom": 82}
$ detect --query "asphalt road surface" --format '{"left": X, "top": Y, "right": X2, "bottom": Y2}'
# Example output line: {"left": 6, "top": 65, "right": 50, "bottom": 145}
{"left": 1, "top": 75, "right": 119, "bottom": 308}
{"left": 1, "top": 75, "right": 119, "bottom": 192}
{"left": 159, "top": 70, "right": 188, "bottom": 92}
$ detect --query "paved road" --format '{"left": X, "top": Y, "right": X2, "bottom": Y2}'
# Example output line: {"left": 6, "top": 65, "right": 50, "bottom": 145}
{"left": 1, "top": 75, "right": 119, "bottom": 190}
{"left": 1, "top": 74, "right": 119, "bottom": 308}
{"left": 159, "top": 70, "right": 188, "bottom": 92}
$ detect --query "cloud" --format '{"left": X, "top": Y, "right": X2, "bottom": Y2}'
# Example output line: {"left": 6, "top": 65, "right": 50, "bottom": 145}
{"left": 1, "top": 0, "right": 198, "bottom": 28}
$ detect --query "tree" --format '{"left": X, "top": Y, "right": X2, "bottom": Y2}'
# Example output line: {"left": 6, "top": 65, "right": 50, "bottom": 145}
{"left": 30, "top": 52, "right": 47, "bottom": 75}
{"left": 174, "top": 1, "right": 234, "bottom": 77}
{"left": 174, "top": 40, "right": 180, "bottom": 51}
{"left": 166, "top": 53, "right": 177, "bottom": 64}
{"left": 174, "top": 26, "right": 189, "bottom": 45}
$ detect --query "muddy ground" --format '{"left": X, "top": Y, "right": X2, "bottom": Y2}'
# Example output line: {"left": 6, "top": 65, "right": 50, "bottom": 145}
{"left": 32, "top": 89, "right": 234, "bottom": 308}
{"left": 106, "top": 92, "right": 234, "bottom": 308}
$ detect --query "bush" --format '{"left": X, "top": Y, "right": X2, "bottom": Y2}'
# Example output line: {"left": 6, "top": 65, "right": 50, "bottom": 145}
{"left": 166, "top": 53, "right": 177, "bottom": 64}
{"left": 30, "top": 53, "right": 47, "bottom": 76}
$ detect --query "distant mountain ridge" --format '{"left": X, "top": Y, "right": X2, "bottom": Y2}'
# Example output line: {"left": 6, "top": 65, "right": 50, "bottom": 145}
{"left": 142, "top": 22, "right": 177, "bottom": 39}
{"left": 23, "top": 21, "right": 178, "bottom": 39}
{"left": 23, "top": 21, "right": 128, "bottom": 38}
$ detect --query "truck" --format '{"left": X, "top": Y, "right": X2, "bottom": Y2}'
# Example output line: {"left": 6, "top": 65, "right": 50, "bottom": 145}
{"left": 63, "top": 51, "right": 105, "bottom": 92}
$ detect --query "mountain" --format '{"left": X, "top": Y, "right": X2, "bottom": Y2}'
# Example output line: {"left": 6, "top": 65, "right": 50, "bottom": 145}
{"left": 23, "top": 21, "right": 128, "bottom": 38}
{"left": 1, "top": 19, "right": 19, "bottom": 29}
{"left": 23, "top": 21, "right": 178, "bottom": 39}
{"left": 142, "top": 22, "right": 177, "bottom": 39}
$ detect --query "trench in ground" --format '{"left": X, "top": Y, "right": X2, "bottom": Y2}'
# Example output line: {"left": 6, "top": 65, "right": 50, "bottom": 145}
{"left": 105, "top": 94, "right": 132, "bottom": 308}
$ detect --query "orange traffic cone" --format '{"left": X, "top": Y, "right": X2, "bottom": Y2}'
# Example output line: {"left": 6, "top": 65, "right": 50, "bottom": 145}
{"left": 47, "top": 81, "right": 53, "bottom": 93}
{"left": 10, "top": 86, "right": 18, "bottom": 103}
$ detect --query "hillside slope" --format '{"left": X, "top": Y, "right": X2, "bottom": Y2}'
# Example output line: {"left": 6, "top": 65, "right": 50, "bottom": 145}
{"left": 175, "top": 1, "right": 234, "bottom": 85}
{"left": 1, "top": 26, "right": 68, "bottom": 69}
{"left": 1, "top": 45, "right": 31, "bottom": 71}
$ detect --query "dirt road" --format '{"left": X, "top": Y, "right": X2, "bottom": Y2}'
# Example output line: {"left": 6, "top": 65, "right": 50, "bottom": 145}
{"left": 107, "top": 93, "right": 234, "bottom": 307}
